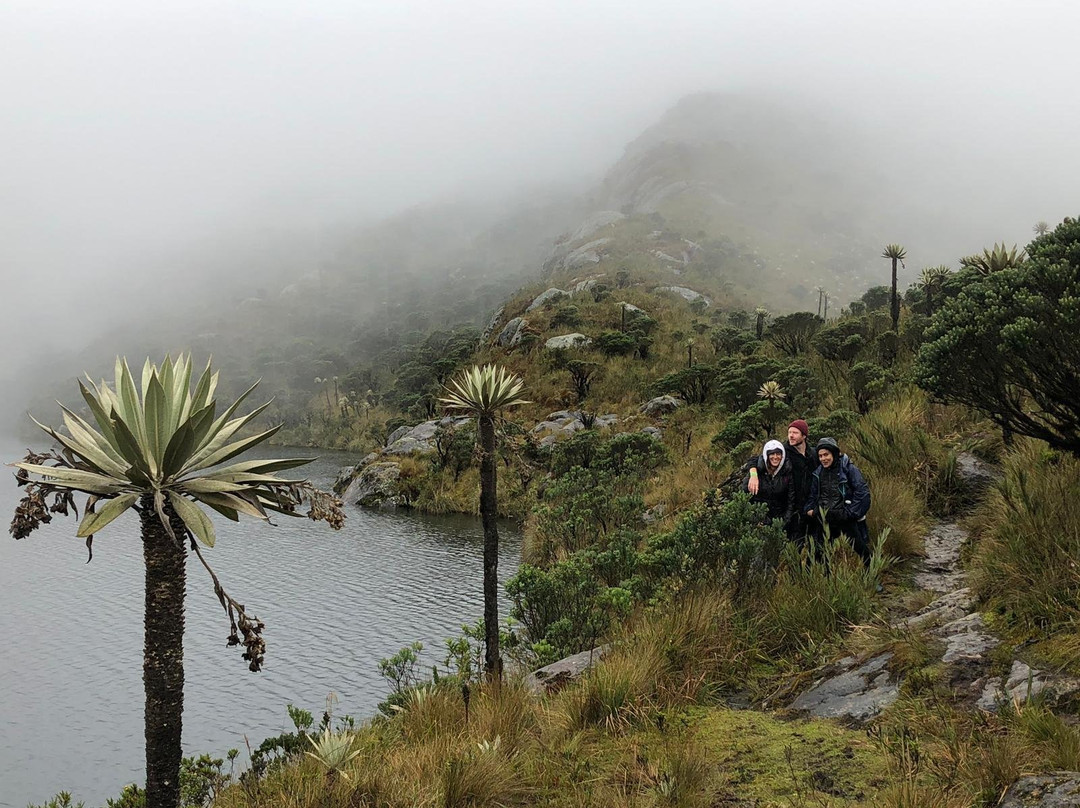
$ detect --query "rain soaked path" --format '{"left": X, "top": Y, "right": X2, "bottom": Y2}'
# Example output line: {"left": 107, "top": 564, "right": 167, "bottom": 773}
{"left": 0, "top": 438, "right": 520, "bottom": 807}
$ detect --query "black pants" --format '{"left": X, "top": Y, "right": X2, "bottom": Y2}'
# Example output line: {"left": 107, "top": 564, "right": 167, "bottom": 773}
{"left": 809, "top": 513, "right": 871, "bottom": 566}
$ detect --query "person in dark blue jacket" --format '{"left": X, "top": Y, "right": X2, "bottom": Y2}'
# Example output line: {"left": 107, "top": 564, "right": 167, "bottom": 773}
{"left": 804, "top": 437, "right": 872, "bottom": 564}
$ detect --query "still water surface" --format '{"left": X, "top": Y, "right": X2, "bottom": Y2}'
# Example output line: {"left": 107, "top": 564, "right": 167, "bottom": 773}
{"left": 0, "top": 438, "right": 521, "bottom": 807}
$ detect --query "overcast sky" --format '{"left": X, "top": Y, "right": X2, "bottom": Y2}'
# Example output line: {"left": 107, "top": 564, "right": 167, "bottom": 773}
{"left": 2, "top": 0, "right": 1079, "bottom": 378}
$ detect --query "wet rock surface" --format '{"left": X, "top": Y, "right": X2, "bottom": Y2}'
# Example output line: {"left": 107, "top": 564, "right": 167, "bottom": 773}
{"left": 1000, "top": 772, "right": 1080, "bottom": 807}
{"left": 912, "top": 522, "right": 967, "bottom": 592}
{"left": 937, "top": 612, "right": 999, "bottom": 664}
{"left": 903, "top": 587, "right": 974, "bottom": 629}
{"left": 342, "top": 462, "right": 402, "bottom": 508}
{"left": 978, "top": 661, "right": 1080, "bottom": 713}
{"left": 789, "top": 653, "right": 900, "bottom": 722}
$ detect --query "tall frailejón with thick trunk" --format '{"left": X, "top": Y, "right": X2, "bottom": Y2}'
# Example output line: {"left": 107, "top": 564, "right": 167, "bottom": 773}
{"left": 9, "top": 355, "right": 345, "bottom": 808}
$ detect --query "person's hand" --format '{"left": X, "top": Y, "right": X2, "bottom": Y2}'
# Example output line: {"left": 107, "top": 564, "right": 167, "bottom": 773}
{"left": 806, "top": 509, "right": 814, "bottom": 518}
{"left": 747, "top": 475, "right": 760, "bottom": 495}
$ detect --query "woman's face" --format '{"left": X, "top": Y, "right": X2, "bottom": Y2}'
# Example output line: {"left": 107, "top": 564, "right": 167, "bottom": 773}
{"left": 818, "top": 449, "right": 835, "bottom": 468}
{"left": 767, "top": 450, "right": 783, "bottom": 470}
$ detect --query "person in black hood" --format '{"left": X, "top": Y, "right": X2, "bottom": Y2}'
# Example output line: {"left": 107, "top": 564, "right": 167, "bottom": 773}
{"left": 804, "top": 437, "right": 872, "bottom": 564}
{"left": 742, "top": 439, "right": 795, "bottom": 526}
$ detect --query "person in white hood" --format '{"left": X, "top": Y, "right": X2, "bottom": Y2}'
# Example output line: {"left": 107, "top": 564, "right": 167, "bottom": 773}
{"left": 742, "top": 438, "right": 796, "bottom": 525}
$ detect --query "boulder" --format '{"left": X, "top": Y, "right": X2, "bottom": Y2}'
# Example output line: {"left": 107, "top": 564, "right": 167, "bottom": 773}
{"left": 545, "top": 333, "right": 592, "bottom": 351}
{"left": 571, "top": 273, "right": 607, "bottom": 294}
{"left": 342, "top": 462, "right": 402, "bottom": 508}
{"left": 790, "top": 653, "right": 899, "bottom": 723}
{"left": 384, "top": 417, "right": 471, "bottom": 456}
{"left": 654, "top": 286, "right": 711, "bottom": 307}
{"left": 496, "top": 317, "right": 529, "bottom": 348}
{"left": 526, "top": 645, "right": 609, "bottom": 694}
{"left": 640, "top": 426, "right": 663, "bottom": 440}
{"left": 1000, "top": 773, "right": 1080, "bottom": 807}
{"left": 481, "top": 307, "right": 505, "bottom": 342}
{"left": 617, "top": 302, "right": 646, "bottom": 316}
{"left": 639, "top": 395, "right": 683, "bottom": 417}
{"left": 386, "top": 425, "right": 412, "bottom": 447}
{"left": 527, "top": 288, "right": 570, "bottom": 312}
{"left": 333, "top": 465, "right": 356, "bottom": 494}
{"left": 531, "top": 411, "right": 617, "bottom": 440}
{"left": 564, "top": 239, "right": 611, "bottom": 270}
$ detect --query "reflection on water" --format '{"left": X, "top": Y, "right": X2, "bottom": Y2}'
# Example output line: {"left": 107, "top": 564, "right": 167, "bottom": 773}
{"left": 0, "top": 441, "right": 521, "bottom": 807}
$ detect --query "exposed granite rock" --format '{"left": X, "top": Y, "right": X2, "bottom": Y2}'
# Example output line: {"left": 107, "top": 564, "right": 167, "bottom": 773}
{"left": 564, "top": 239, "right": 611, "bottom": 270}
{"left": 639, "top": 395, "right": 683, "bottom": 416}
{"left": 342, "top": 462, "right": 402, "bottom": 508}
{"left": 571, "top": 273, "right": 607, "bottom": 294}
{"left": 545, "top": 333, "right": 592, "bottom": 351}
{"left": 640, "top": 426, "right": 663, "bottom": 440}
{"left": 912, "top": 522, "right": 968, "bottom": 592}
{"left": 386, "top": 425, "right": 412, "bottom": 447}
{"left": 978, "top": 661, "right": 1080, "bottom": 712}
{"left": 527, "top": 288, "right": 570, "bottom": 312}
{"left": 955, "top": 450, "right": 1001, "bottom": 503}
{"left": 654, "top": 285, "right": 711, "bottom": 307}
{"left": 790, "top": 653, "right": 899, "bottom": 723}
{"left": 333, "top": 465, "right": 356, "bottom": 493}
{"left": 937, "top": 612, "right": 999, "bottom": 664}
{"left": 526, "top": 645, "right": 609, "bottom": 694}
{"left": 531, "top": 410, "right": 618, "bottom": 442}
{"left": 903, "top": 587, "right": 975, "bottom": 629}
{"left": 481, "top": 307, "right": 504, "bottom": 342}
{"left": 496, "top": 316, "right": 529, "bottom": 348}
{"left": 384, "top": 417, "right": 471, "bottom": 456}
{"left": 1000, "top": 772, "right": 1080, "bottom": 807}
{"left": 618, "top": 302, "right": 646, "bottom": 316}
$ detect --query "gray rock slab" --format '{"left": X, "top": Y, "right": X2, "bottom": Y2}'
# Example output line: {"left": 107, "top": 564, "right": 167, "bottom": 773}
{"left": 496, "top": 316, "right": 529, "bottom": 348}
{"left": 938, "top": 613, "right": 999, "bottom": 664}
{"left": 618, "top": 302, "right": 647, "bottom": 316}
{"left": 481, "top": 307, "right": 504, "bottom": 342}
{"left": 979, "top": 661, "right": 1080, "bottom": 712}
{"left": 343, "top": 462, "right": 401, "bottom": 508}
{"left": 527, "top": 288, "right": 570, "bottom": 312}
{"left": 654, "top": 285, "right": 711, "bottom": 306}
{"left": 333, "top": 465, "right": 356, "bottom": 493}
{"left": 903, "top": 587, "right": 975, "bottom": 628}
{"left": 545, "top": 333, "right": 592, "bottom": 350}
{"left": 1000, "top": 772, "right": 1080, "bottom": 807}
{"left": 955, "top": 451, "right": 1001, "bottom": 500}
{"left": 790, "top": 653, "right": 899, "bottom": 722}
{"left": 386, "top": 425, "right": 412, "bottom": 447}
{"left": 527, "top": 646, "right": 609, "bottom": 694}
{"left": 639, "top": 395, "right": 683, "bottom": 416}
{"left": 912, "top": 522, "right": 968, "bottom": 592}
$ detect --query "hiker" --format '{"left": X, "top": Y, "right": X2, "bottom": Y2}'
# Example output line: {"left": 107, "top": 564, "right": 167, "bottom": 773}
{"left": 804, "top": 437, "right": 872, "bottom": 564}
{"left": 742, "top": 439, "right": 795, "bottom": 525}
{"left": 750, "top": 419, "right": 817, "bottom": 540}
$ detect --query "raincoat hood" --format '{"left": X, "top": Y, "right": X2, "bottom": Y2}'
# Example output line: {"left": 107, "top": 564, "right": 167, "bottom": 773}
{"left": 762, "top": 439, "right": 787, "bottom": 472}
{"left": 815, "top": 436, "right": 841, "bottom": 461}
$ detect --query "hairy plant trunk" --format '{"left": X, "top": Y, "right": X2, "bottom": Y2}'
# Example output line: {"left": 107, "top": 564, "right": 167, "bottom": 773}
{"left": 478, "top": 414, "right": 501, "bottom": 678}
{"left": 890, "top": 257, "right": 900, "bottom": 332}
{"left": 925, "top": 286, "right": 934, "bottom": 317}
{"left": 139, "top": 497, "right": 187, "bottom": 808}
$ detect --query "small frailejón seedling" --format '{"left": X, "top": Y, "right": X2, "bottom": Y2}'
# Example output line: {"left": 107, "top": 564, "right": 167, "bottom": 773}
{"left": 9, "top": 355, "right": 345, "bottom": 808}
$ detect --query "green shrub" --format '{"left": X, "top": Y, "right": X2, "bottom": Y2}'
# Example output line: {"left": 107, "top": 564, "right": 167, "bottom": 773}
{"left": 641, "top": 492, "right": 784, "bottom": 595}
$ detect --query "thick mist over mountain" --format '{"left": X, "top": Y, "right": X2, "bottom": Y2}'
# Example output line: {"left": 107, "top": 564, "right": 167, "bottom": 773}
{"left": 3, "top": 1, "right": 1079, "bottom": 426}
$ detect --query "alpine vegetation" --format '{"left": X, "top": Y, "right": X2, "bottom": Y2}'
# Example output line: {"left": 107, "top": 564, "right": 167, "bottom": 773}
{"left": 9, "top": 355, "right": 345, "bottom": 808}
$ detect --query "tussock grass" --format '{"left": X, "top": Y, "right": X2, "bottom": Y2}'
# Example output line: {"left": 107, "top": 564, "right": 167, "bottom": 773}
{"left": 969, "top": 439, "right": 1080, "bottom": 646}
{"left": 756, "top": 538, "right": 884, "bottom": 660}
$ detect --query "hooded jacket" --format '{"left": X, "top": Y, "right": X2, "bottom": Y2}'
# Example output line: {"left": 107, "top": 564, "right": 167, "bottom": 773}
{"left": 804, "top": 438, "right": 870, "bottom": 521}
{"left": 742, "top": 439, "right": 796, "bottom": 521}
